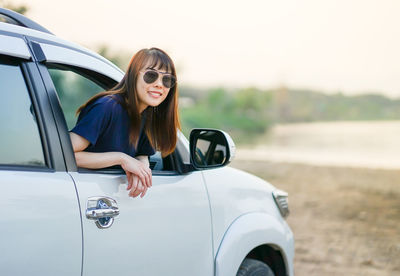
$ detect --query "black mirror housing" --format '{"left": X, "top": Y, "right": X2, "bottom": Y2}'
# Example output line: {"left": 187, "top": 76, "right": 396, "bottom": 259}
{"left": 189, "top": 129, "right": 236, "bottom": 169}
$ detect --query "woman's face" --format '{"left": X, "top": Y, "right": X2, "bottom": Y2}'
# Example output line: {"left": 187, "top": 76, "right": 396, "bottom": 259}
{"left": 136, "top": 61, "right": 172, "bottom": 113}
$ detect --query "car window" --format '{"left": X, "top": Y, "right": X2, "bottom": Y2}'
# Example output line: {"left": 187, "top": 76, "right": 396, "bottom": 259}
{"left": 0, "top": 57, "right": 45, "bottom": 167}
{"left": 45, "top": 64, "right": 181, "bottom": 173}
{"left": 47, "top": 65, "right": 107, "bottom": 130}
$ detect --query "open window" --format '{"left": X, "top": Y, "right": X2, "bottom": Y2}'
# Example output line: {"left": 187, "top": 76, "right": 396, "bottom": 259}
{"left": 45, "top": 64, "right": 185, "bottom": 174}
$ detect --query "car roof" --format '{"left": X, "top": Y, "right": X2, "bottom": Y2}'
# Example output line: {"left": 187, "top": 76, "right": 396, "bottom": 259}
{"left": 0, "top": 7, "right": 53, "bottom": 34}
{"left": 0, "top": 13, "right": 123, "bottom": 75}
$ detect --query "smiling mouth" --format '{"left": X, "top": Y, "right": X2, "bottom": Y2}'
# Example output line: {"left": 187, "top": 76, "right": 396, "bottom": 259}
{"left": 148, "top": 91, "right": 162, "bottom": 98}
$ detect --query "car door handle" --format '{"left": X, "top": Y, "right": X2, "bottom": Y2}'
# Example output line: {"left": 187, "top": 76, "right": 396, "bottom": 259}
{"left": 86, "top": 208, "right": 119, "bottom": 219}
{"left": 86, "top": 196, "right": 119, "bottom": 229}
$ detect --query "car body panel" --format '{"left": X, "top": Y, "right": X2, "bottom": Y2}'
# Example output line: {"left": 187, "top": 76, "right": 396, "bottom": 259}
{"left": 203, "top": 166, "right": 294, "bottom": 275}
{"left": 0, "top": 32, "right": 31, "bottom": 59}
{"left": 202, "top": 166, "right": 284, "bottom": 250}
{"left": 69, "top": 171, "right": 214, "bottom": 276}
{"left": 215, "top": 212, "right": 294, "bottom": 276}
{"left": 39, "top": 42, "right": 123, "bottom": 81}
{"left": 0, "top": 22, "right": 121, "bottom": 72}
{"left": 0, "top": 171, "right": 82, "bottom": 276}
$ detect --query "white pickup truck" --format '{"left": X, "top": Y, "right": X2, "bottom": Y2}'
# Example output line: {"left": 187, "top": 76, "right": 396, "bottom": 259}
{"left": 0, "top": 8, "right": 294, "bottom": 276}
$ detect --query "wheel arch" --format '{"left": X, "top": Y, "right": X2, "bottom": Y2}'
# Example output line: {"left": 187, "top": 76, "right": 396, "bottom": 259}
{"left": 215, "top": 212, "right": 294, "bottom": 276}
{"left": 245, "top": 244, "right": 287, "bottom": 276}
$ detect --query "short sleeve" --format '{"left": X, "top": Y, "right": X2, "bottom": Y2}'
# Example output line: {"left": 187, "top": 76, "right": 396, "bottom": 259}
{"left": 135, "top": 132, "right": 156, "bottom": 157}
{"left": 70, "top": 98, "right": 114, "bottom": 146}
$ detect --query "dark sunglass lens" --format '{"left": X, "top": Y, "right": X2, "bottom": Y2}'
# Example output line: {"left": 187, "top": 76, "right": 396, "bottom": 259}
{"left": 162, "top": 75, "right": 176, "bottom": 88}
{"left": 143, "top": 71, "right": 158, "bottom": 84}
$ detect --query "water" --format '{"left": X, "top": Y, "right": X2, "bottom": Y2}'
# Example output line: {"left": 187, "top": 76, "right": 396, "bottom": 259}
{"left": 236, "top": 121, "right": 400, "bottom": 169}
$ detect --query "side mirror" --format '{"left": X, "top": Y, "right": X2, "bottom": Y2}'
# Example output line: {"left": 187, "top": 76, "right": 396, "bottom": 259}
{"left": 189, "top": 129, "right": 236, "bottom": 169}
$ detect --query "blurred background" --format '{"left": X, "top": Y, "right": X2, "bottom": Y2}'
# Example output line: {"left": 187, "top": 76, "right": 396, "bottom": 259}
{"left": 3, "top": 0, "right": 399, "bottom": 275}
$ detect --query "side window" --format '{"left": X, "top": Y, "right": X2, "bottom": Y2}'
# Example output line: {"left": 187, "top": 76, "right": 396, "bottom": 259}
{"left": 47, "top": 65, "right": 110, "bottom": 130}
{"left": 0, "top": 57, "right": 45, "bottom": 167}
{"left": 46, "top": 65, "right": 175, "bottom": 172}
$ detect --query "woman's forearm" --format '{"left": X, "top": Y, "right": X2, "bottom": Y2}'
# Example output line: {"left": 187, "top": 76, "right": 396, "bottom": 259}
{"left": 74, "top": 151, "right": 127, "bottom": 169}
{"left": 136, "top": 155, "right": 150, "bottom": 167}
{"left": 74, "top": 152, "right": 150, "bottom": 170}
{"left": 70, "top": 133, "right": 150, "bottom": 170}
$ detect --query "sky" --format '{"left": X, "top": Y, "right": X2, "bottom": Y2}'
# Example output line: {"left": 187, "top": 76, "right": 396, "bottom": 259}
{"left": 9, "top": 0, "right": 400, "bottom": 97}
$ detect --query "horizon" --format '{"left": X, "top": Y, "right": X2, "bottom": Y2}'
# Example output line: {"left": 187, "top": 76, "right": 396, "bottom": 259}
{"left": 179, "top": 84, "right": 400, "bottom": 100}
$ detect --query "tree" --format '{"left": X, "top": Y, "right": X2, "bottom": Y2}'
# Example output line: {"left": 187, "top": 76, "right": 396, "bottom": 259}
{"left": 0, "top": 1, "right": 29, "bottom": 15}
{"left": 96, "top": 45, "right": 131, "bottom": 71}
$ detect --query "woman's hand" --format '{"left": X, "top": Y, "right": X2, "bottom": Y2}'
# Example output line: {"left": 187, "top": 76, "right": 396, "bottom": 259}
{"left": 126, "top": 172, "right": 148, "bottom": 198}
{"left": 70, "top": 133, "right": 152, "bottom": 198}
{"left": 121, "top": 155, "right": 152, "bottom": 198}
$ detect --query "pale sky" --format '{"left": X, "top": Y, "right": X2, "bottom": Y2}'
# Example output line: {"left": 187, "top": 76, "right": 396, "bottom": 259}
{"left": 10, "top": 0, "right": 400, "bottom": 97}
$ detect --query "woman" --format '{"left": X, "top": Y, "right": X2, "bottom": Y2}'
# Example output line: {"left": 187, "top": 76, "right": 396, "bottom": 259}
{"left": 70, "top": 48, "right": 180, "bottom": 198}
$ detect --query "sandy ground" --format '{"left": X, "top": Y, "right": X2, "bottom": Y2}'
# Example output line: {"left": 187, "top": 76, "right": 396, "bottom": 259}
{"left": 231, "top": 160, "right": 400, "bottom": 276}
{"left": 230, "top": 121, "right": 400, "bottom": 275}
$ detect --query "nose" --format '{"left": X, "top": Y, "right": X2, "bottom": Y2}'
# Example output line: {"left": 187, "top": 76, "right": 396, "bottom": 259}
{"left": 154, "top": 75, "right": 163, "bottom": 88}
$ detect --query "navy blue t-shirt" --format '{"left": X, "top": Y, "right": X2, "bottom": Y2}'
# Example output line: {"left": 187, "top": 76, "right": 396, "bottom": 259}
{"left": 71, "top": 95, "right": 155, "bottom": 157}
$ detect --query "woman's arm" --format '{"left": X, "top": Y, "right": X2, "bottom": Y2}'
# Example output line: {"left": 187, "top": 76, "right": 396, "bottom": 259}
{"left": 136, "top": 155, "right": 150, "bottom": 167}
{"left": 126, "top": 155, "right": 152, "bottom": 197}
{"left": 70, "top": 132, "right": 124, "bottom": 168}
{"left": 70, "top": 132, "right": 152, "bottom": 197}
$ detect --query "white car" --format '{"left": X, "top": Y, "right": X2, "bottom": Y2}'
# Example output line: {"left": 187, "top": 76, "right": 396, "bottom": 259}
{"left": 0, "top": 8, "right": 294, "bottom": 276}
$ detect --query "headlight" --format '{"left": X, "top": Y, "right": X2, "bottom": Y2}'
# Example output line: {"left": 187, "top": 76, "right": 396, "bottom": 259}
{"left": 273, "top": 189, "right": 290, "bottom": 218}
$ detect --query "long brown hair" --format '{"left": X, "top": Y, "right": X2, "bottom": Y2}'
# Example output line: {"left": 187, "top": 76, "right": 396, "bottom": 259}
{"left": 77, "top": 47, "right": 180, "bottom": 156}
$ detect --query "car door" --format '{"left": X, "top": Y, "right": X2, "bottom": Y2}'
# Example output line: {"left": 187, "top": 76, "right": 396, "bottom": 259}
{"left": 0, "top": 35, "right": 82, "bottom": 275}
{"left": 33, "top": 42, "right": 214, "bottom": 276}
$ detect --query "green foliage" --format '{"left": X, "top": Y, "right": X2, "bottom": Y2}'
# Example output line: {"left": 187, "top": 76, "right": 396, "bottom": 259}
{"left": 48, "top": 68, "right": 104, "bottom": 129}
{"left": 0, "top": 1, "right": 28, "bottom": 14}
{"left": 270, "top": 89, "right": 400, "bottom": 122}
{"left": 180, "top": 87, "right": 272, "bottom": 143}
{"left": 96, "top": 45, "right": 131, "bottom": 72}
{"left": 179, "top": 85, "right": 400, "bottom": 144}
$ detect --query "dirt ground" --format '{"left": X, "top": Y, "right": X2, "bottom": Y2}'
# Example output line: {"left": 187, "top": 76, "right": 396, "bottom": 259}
{"left": 231, "top": 160, "right": 400, "bottom": 276}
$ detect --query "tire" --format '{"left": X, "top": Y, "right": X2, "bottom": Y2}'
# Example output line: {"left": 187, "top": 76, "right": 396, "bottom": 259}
{"left": 237, "top": 258, "right": 275, "bottom": 276}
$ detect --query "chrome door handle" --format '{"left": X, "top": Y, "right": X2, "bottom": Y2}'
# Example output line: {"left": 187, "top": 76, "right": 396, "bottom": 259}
{"left": 86, "top": 197, "right": 119, "bottom": 229}
{"left": 86, "top": 208, "right": 119, "bottom": 219}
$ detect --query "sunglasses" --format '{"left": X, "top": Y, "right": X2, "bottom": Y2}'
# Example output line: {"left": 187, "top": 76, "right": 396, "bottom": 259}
{"left": 142, "top": 69, "right": 176, "bottom": 89}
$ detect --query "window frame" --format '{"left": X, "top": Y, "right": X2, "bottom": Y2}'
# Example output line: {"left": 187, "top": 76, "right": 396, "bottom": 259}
{"left": 36, "top": 62, "right": 112, "bottom": 173}
{"left": 38, "top": 60, "right": 190, "bottom": 175}
{"left": 29, "top": 37, "right": 195, "bottom": 175}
